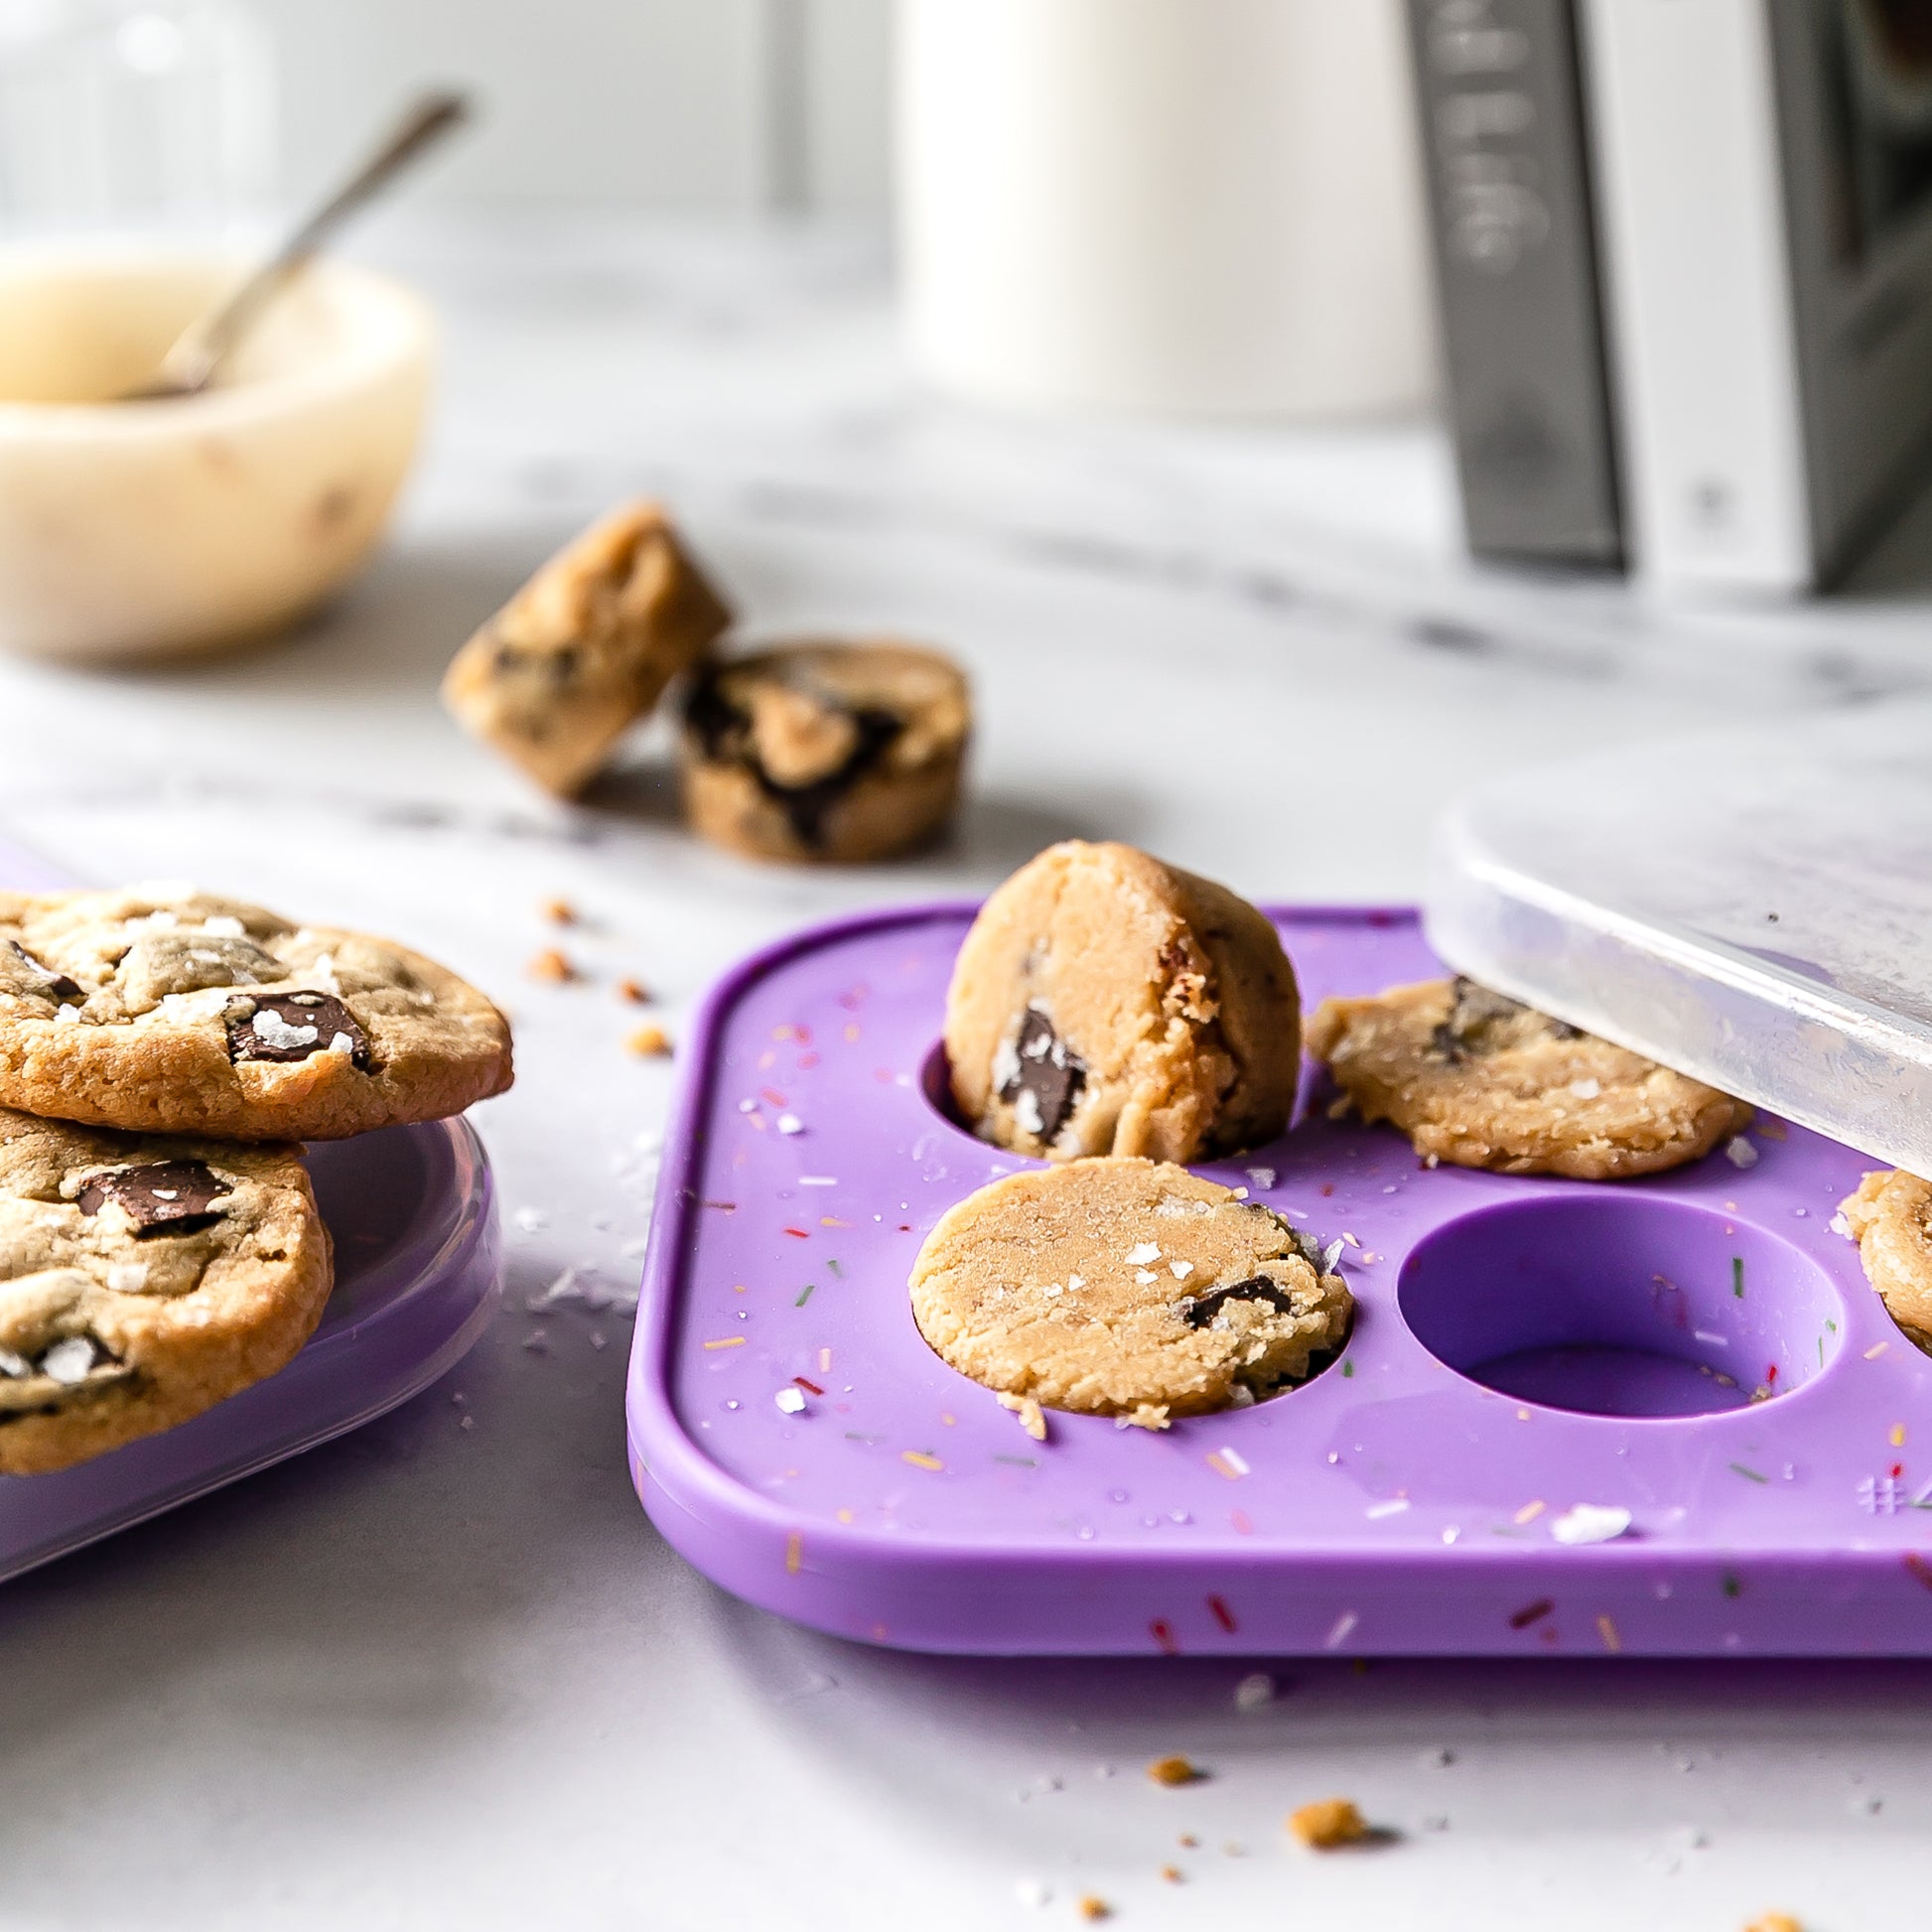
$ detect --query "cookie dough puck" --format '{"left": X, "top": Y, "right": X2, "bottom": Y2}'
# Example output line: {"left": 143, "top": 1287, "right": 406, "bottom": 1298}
{"left": 680, "top": 639, "right": 970, "bottom": 864}
{"left": 908, "top": 1158, "right": 1351, "bottom": 1429}
{"left": 1840, "top": 1170, "right": 1932, "bottom": 1355}
{"left": 0, "top": 886, "right": 513, "bottom": 1141}
{"left": 442, "top": 498, "right": 731, "bottom": 797}
{"left": 944, "top": 841, "right": 1300, "bottom": 1165}
{"left": 1306, "top": 976, "right": 1752, "bottom": 1180}
{"left": 0, "top": 1107, "right": 334, "bottom": 1474}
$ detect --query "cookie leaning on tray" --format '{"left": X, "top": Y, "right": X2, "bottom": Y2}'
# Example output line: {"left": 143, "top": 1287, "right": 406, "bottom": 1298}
{"left": 1307, "top": 975, "right": 1752, "bottom": 1180}
{"left": 0, "top": 887, "right": 512, "bottom": 1140}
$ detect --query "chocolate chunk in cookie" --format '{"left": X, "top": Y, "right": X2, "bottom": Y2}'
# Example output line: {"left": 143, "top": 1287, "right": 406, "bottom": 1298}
{"left": 441, "top": 499, "right": 732, "bottom": 798}
{"left": 909, "top": 1158, "right": 1351, "bottom": 1430}
{"left": 0, "top": 939, "right": 78, "bottom": 1000}
{"left": 1429, "top": 976, "right": 1581, "bottom": 1062}
{"left": 1000, "top": 1005, "right": 1086, "bottom": 1143}
{"left": 1307, "top": 976, "right": 1751, "bottom": 1180}
{"left": 0, "top": 1109, "right": 333, "bottom": 1474}
{"left": 680, "top": 640, "right": 970, "bottom": 864}
{"left": 76, "top": 1160, "right": 228, "bottom": 1235}
{"left": 0, "top": 886, "right": 510, "bottom": 1141}
{"left": 945, "top": 841, "right": 1300, "bottom": 1164}
{"left": 225, "top": 992, "right": 373, "bottom": 1070}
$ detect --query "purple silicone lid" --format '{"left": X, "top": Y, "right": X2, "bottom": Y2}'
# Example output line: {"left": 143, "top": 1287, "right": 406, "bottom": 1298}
{"left": 627, "top": 903, "right": 1932, "bottom": 1657}
{"left": 0, "top": 838, "right": 500, "bottom": 1580}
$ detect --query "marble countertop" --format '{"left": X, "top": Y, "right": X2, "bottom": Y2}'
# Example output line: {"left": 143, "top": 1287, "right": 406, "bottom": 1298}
{"left": 0, "top": 214, "right": 1926, "bottom": 1931}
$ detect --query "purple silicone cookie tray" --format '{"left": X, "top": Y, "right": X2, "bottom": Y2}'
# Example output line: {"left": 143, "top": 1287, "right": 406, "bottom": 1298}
{"left": 0, "top": 838, "right": 500, "bottom": 1581}
{"left": 627, "top": 904, "right": 1932, "bottom": 1656}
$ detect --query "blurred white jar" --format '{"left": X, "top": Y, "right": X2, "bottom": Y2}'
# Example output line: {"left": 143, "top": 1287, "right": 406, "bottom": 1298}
{"left": 896, "top": 0, "right": 1435, "bottom": 419}
{"left": 0, "top": 0, "right": 274, "bottom": 237}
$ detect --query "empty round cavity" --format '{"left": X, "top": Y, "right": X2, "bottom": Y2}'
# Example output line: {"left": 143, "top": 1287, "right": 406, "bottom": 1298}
{"left": 1397, "top": 1196, "right": 1845, "bottom": 1420}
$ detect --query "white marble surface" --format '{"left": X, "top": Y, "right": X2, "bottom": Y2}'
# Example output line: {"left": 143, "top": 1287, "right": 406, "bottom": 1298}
{"left": 0, "top": 215, "right": 1928, "bottom": 1930}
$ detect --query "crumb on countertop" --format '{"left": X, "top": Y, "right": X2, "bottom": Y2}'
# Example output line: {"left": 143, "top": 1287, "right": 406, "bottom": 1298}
{"left": 541, "top": 897, "right": 577, "bottom": 925}
{"left": 617, "top": 976, "right": 652, "bottom": 1004}
{"left": 1744, "top": 1917, "right": 1802, "bottom": 1932}
{"left": 527, "top": 947, "right": 578, "bottom": 983}
{"left": 1148, "top": 1755, "right": 1202, "bottom": 1786}
{"left": 1288, "top": 1797, "right": 1370, "bottom": 1850}
{"left": 626, "top": 1023, "right": 673, "bottom": 1057}
{"left": 1075, "top": 1897, "right": 1110, "bottom": 1922}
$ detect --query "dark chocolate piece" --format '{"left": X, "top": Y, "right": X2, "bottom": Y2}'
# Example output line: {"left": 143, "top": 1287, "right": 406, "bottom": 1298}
{"left": 3, "top": 939, "right": 79, "bottom": 998}
{"left": 1430, "top": 974, "right": 1580, "bottom": 1061}
{"left": 225, "top": 992, "right": 373, "bottom": 1069}
{"left": 1178, "top": 1277, "right": 1302, "bottom": 1328}
{"left": 684, "top": 668, "right": 904, "bottom": 848}
{"left": 77, "top": 1160, "right": 227, "bottom": 1236}
{"left": 999, "top": 1005, "right": 1085, "bottom": 1143}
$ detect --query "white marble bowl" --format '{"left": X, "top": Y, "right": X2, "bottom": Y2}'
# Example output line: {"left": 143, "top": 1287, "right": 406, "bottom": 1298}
{"left": 0, "top": 248, "right": 433, "bottom": 661}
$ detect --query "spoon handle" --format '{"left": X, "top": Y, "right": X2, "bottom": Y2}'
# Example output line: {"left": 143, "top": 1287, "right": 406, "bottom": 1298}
{"left": 154, "top": 89, "right": 471, "bottom": 398}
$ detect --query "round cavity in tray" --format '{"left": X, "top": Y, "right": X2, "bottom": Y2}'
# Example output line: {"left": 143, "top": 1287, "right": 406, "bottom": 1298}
{"left": 918, "top": 1037, "right": 1014, "bottom": 1149}
{"left": 1397, "top": 1195, "right": 1845, "bottom": 1420}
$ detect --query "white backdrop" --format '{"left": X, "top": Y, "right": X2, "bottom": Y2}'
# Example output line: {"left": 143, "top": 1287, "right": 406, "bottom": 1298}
{"left": 253, "top": 0, "right": 890, "bottom": 212}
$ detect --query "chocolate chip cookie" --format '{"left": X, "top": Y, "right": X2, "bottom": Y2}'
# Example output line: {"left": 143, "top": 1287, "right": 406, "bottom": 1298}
{"left": 1306, "top": 976, "right": 1751, "bottom": 1179}
{"left": 908, "top": 1158, "right": 1351, "bottom": 1429}
{"left": 944, "top": 841, "right": 1300, "bottom": 1164}
{"left": 0, "top": 1107, "right": 333, "bottom": 1474}
{"left": 0, "top": 887, "right": 512, "bottom": 1141}
{"left": 442, "top": 499, "right": 732, "bottom": 797}
{"left": 1839, "top": 1170, "right": 1932, "bottom": 1355}
{"left": 679, "top": 639, "right": 970, "bottom": 863}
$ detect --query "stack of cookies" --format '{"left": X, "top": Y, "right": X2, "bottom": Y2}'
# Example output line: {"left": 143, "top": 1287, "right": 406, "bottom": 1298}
{"left": 440, "top": 500, "right": 972, "bottom": 865}
{"left": 0, "top": 886, "right": 511, "bottom": 1474}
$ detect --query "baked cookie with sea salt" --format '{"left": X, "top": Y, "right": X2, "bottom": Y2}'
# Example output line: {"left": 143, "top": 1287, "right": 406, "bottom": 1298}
{"left": 442, "top": 498, "right": 732, "bottom": 797}
{"left": 680, "top": 639, "right": 970, "bottom": 863}
{"left": 0, "top": 886, "right": 512, "bottom": 1141}
{"left": 1839, "top": 1170, "right": 1932, "bottom": 1355}
{"left": 1306, "top": 975, "right": 1751, "bottom": 1180}
{"left": 908, "top": 1158, "right": 1351, "bottom": 1430}
{"left": 0, "top": 1106, "right": 333, "bottom": 1474}
{"left": 944, "top": 841, "right": 1299, "bottom": 1165}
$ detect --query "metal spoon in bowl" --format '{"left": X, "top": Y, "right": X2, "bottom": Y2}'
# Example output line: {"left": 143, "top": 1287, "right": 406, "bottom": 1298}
{"left": 121, "top": 88, "right": 471, "bottom": 403}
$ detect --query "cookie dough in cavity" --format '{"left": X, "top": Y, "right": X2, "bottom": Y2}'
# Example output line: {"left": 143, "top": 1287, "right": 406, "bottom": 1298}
{"left": 0, "top": 886, "right": 512, "bottom": 1141}
{"left": 680, "top": 639, "right": 970, "bottom": 863}
{"left": 442, "top": 499, "right": 731, "bottom": 797}
{"left": 1306, "top": 976, "right": 1751, "bottom": 1180}
{"left": 944, "top": 841, "right": 1299, "bottom": 1164}
{"left": 0, "top": 1107, "right": 333, "bottom": 1474}
{"left": 910, "top": 1158, "right": 1350, "bottom": 1429}
{"left": 1840, "top": 1170, "right": 1932, "bottom": 1355}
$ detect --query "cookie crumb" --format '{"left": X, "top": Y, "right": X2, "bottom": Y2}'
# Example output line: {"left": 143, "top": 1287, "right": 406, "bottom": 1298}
{"left": 1159, "top": 1864, "right": 1182, "bottom": 1884}
{"left": 617, "top": 976, "right": 652, "bottom": 1005}
{"left": 997, "top": 1391, "right": 1048, "bottom": 1441}
{"left": 1075, "top": 1897, "right": 1111, "bottom": 1922}
{"left": 1288, "top": 1797, "right": 1370, "bottom": 1850}
{"left": 1148, "top": 1754, "right": 1202, "bottom": 1786}
{"left": 626, "top": 1023, "right": 673, "bottom": 1056}
{"left": 541, "top": 897, "right": 577, "bottom": 925}
{"left": 527, "top": 947, "right": 578, "bottom": 983}
{"left": 1176, "top": 1834, "right": 1199, "bottom": 1849}
{"left": 1743, "top": 1917, "right": 1802, "bottom": 1932}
